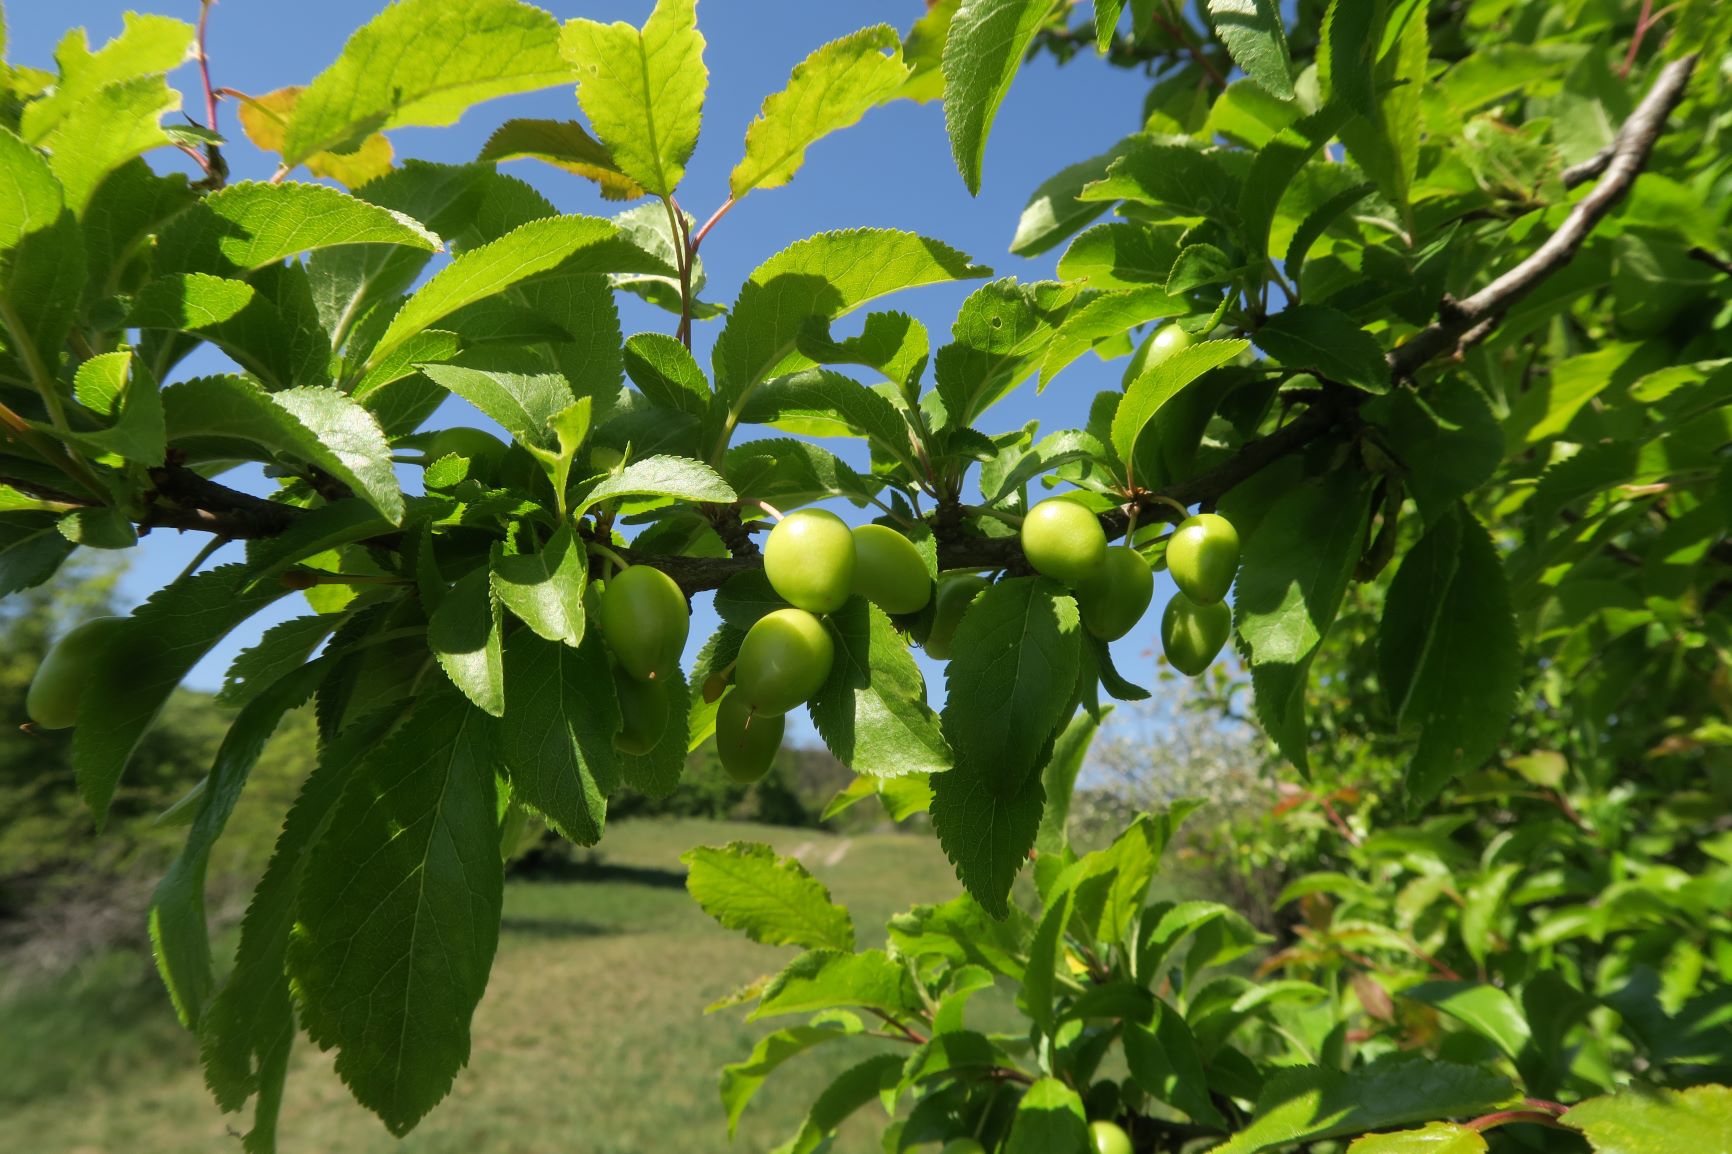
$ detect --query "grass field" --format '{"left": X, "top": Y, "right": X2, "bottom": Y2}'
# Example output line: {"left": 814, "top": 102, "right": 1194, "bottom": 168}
{"left": 3, "top": 818, "right": 974, "bottom": 1154}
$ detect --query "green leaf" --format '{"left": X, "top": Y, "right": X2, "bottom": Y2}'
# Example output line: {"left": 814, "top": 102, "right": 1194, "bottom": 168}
{"left": 941, "top": 0, "right": 1057, "bottom": 195}
{"left": 1112, "top": 339, "right": 1248, "bottom": 470}
{"left": 719, "top": 1017, "right": 864, "bottom": 1138}
{"left": 727, "top": 438, "right": 878, "bottom": 509}
{"left": 1285, "top": 181, "right": 1376, "bottom": 286}
{"left": 240, "top": 502, "right": 391, "bottom": 588}
{"left": 368, "top": 214, "right": 662, "bottom": 369}
{"left": 731, "top": 25, "right": 909, "bottom": 198}
{"left": 1234, "top": 469, "right": 1370, "bottom": 773}
{"left": 1081, "top": 143, "right": 1242, "bottom": 220}
{"left": 1022, "top": 885, "right": 1072, "bottom": 1036}
{"left": 575, "top": 453, "right": 735, "bottom": 511}
{"left": 477, "top": 118, "right": 645, "bottom": 201}
{"left": 162, "top": 181, "right": 439, "bottom": 276}
{"left": 0, "top": 513, "right": 77, "bottom": 595}
{"left": 935, "top": 278, "right": 1080, "bottom": 426}
{"left": 1034, "top": 708, "right": 1103, "bottom": 859}
{"left": 200, "top": 710, "right": 400, "bottom": 1144}
{"left": 623, "top": 332, "right": 710, "bottom": 416}
{"left": 1401, "top": 982, "right": 1531, "bottom": 1062}
{"left": 561, "top": 0, "right": 706, "bottom": 198}
{"left": 491, "top": 526, "right": 588, "bottom": 647}
{"left": 289, "top": 684, "right": 503, "bottom": 1136}
{"left": 283, "top": 0, "right": 574, "bottom": 165}
{"left": 1363, "top": 379, "right": 1504, "bottom": 526}
{"left": 933, "top": 578, "right": 1081, "bottom": 915}
{"left": 160, "top": 376, "right": 403, "bottom": 522}
{"left": 1073, "top": 807, "right": 1203, "bottom": 945}
{"left": 1005, "top": 1078, "right": 1089, "bottom": 1154}
{"left": 57, "top": 506, "right": 135, "bottom": 549}
{"left": 418, "top": 363, "right": 575, "bottom": 449}
{"left": 900, "top": 0, "right": 958, "bottom": 103}
{"left": 1338, "top": 0, "right": 1428, "bottom": 222}
{"left": 44, "top": 74, "right": 180, "bottom": 214}
{"left": 1321, "top": 0, "right": 1379, "bottom": 116}
{"left": 498, "top": 630, "right": 618, "bottom": 846}
{"left": 149, "top": 660, "right": 324, "bottom": 1027}
{"left": 429, "top": 565, "right": 505, "bottom": 717}
{"left": 65, "top": 350, "right": 165, "bottom": 466}
{"left": 750, "top": 948, "right": 915, "bottom": 1021}
{"left": 1126, "top": 1002, "right": 1226, "bottom": 1126}
{"left": 1206, "top": 0, "right": 1295, "bottom": 100}
{"left": 713, "top": 228, "right": 988, "bottom": 407}
{"left": 609, "top": 201, "right": 721, "bottom": 319}
{"left": 129, "top": 274, "right": 326, "bottom": 391}
{"left": 1347, "top": 1124, "right": 1488, "bottom": 1154}
{"left": 1378, "top": 506, "right": 1518, "bottom": 804}
{"left": 771, "top": 1054, "right": 903, "bottom": 1154}
{"left": 743, "top": 369, "right": 916, "bottom": 467}
{"left": 73, "top": 565, "right": 288, "bottom": 825}
{"left": 1255, "top": 305, "right": 1388, "bottom": 394}
{"left": 1564, "top": 1084, "right": 1732, "bottom": 1154}
{"left": 1209, "top": 1058, "right": 1520, "bottom": 1154}
{"left": 1009, "top": 137, "right": 1140, "bottom": 257}
{"left": 19, "top": 13, "right": 193, "bottom": 144}
{"left": 1238, "top": 103, "right": 1357, "bottom": 268}
{"left": 0, "top": 123, "right": 64, "bottom": 253}
{"left": 810, "top": 598, "right": 952, "bottom": 778}
{"left": 218, "top": 615, "right": 336, "bottom": 707}
{"left": 615, "top": 663, "right": 690, "bottom": 800}
{"left": 682, "top": 842, "right": 855, "bottom": 952}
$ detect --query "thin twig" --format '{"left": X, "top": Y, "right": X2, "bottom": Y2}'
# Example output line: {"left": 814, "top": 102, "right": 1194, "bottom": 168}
{"left": 689, "top": 195, "right": 736, "bottom": 256}
{"left": 1391, "top": 55, "right": 1698, "bottom": 376}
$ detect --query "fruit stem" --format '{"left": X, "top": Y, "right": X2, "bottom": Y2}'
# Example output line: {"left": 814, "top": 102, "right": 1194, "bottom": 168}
{"left": 587, "top": 541, "right": 629, "bottom": 577}
{"left": 751, "top": 499, "right": 785, "bottom": 523}
{"left": 1141, "top": 493, "right": 1192, "bottom": 524}
{"left": 962, "top": 504, "right": 1024, "bottom": 528}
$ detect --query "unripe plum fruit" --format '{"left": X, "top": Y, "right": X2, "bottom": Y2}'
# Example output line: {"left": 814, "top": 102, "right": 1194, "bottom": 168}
{"left": 26, "top": 616, "right": 127, "bottom": 730}
{"left": 612, "top": 669, "right": 667, "bottom": 755}
{"left": 1162, "top": 592, "right": 1232, "bottom": 676}
{"left": 850, "top": 524, "right": 932, "bottom": 615}
{"left": 598, "top": 565, "right": 688, "bottom": 682}
{"left": 922, "top": 572, "right": 989, "bottom": 660}
{"left": 1145, "top": 323, "right": 1193, "bottom": 367}
{"left": 1021, "top": 499, "right": 1108, "bottom": 584}
{"left": 1090, "top": 1121, "right": 1133, "bottom": 1154}
{"left": 714, "top": 690, "right": 783, "bottom": 783}
{"left": 1075, "top": 546, "right": 1153, "bottom": 641}
{"left": 764, "top": 508, "right": 856, "bottom": 614}
{"left": 1166, "top": 513, "right": 1239, "bottom": 605}
{"left": 939, "top": 1142, "right": 987, "bottom": 1154}
{"left": 736, "top": 608, "right": 834, "bottom": 714}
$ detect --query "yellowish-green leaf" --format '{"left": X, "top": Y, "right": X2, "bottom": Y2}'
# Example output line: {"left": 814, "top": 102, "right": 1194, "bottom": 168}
{"left": 478, "top": 118, "right": 645, "bottom": 200}
{"left": 730, "top": 26, "right": 910, "bottom": 199}
{"left": 560, "top": 0, "right": 706, "bottom": 198}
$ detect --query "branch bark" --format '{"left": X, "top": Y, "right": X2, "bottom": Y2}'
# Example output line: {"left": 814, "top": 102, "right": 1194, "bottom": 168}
{"left": 1390, "top": 54, "right": 1698, "bottom": 377}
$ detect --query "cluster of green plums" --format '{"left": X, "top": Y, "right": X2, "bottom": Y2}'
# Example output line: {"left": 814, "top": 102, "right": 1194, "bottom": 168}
{"left": 1013, "top": 497, "right": 1239, "bottom": 676}
{"left": 937, "top": 1118, "right": 1131, "bottom": 1154}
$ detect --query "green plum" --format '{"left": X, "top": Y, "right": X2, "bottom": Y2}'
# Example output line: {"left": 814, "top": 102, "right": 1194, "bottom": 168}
{"left": 598, "top": 565, "right": 689, "bottom": 682}
{"left": 425, "top": 425, "right": 510, "bottom": 479}
{"left": 764, "top": 508, "right": 856, "bottom": 614}
{"left": 851, "top": 524, "right": 932, "bottom": 615}
{"left": 714, "top": 690, "right": 783, "bottom": 783}
{"left": 1021, "top": 498, "right": 1108, "bottom": 584}
{"left": 1090, "top": 1121, "right": 1133, "bottom": 1154}
{"left": 1166, "top": 513, "right": 1239, "bottom": 605}
{"left": 1075, "top": 546, "right": 1154, "bottom": 641}
{"left": 939, "top": 1141, "right": 988, "bottom": 1154}
{"left": 26, "top": 616, "right": 127, "bottom": 730}
{"left": 736, "top": 608, "right": 834, "bottom": 714}
{"left": 1162, "top": 592, "right": 1232, "bottom": 676}
{"left": 612, "top": 669, "right": 667, "bottom": 755}
{"left": 1146, "top": 323, "right": 1193, "bottom": 366}
{"left": 923, "top": 572, "right": 990, "bottom": 660}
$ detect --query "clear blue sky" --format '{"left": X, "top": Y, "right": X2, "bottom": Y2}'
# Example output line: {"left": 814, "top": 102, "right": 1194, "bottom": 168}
{"left": 10, "top": 2, "right": 1181, "bottom": 719}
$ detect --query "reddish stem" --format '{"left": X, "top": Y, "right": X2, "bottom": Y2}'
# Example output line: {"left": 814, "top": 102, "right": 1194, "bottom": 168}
{"left": 197, "top": 1, "right": 220, "bottom": 136}
{"left": 1467, "top": 1110, "right": 1572, "bottom": 1133}
{"left": 1152, "top": 2, "right": 1227, "bottom": 89}
{"left": 1620, "top": 0, "right": 1656, "bottom": 79}
{"left": 690, "top": 195, "right": 737, "bottom": 256}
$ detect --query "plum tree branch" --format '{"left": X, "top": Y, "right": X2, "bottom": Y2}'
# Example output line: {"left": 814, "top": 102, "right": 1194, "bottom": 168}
{"left": 100, "top": 58, "right": 1695, "bottom": 596}
{"left": 1390, "top": 54, "right": 1697, "bottom": 377}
